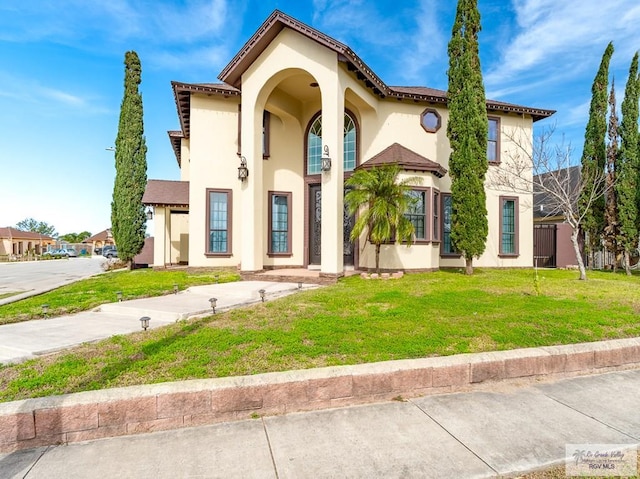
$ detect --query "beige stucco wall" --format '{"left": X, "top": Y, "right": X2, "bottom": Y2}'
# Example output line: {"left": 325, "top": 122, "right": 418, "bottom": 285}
{"left": 180, "top": 139, "right": 191, "bottom": 182}
{"left": 172, "top": 25, "right": 535, "bottom": 272}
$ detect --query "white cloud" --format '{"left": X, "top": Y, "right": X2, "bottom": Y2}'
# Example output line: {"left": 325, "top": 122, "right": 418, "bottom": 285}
{"left": 486, "top": 0, "right": 640, "bottom": 89}
{"left": 311, "top": 0, "right": 448, "bottom": 85}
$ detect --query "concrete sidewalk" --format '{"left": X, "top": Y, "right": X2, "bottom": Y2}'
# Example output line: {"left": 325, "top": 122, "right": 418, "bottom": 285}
{"left": 0, "top": 281, "right": 317, "bottom": 365}
{"left": 2, "top": 368, "right": 639, "bottom": 478}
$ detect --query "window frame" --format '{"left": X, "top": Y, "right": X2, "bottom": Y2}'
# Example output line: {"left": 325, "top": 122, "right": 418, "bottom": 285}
{"left": 420, "top": 108, "right": 442, "bottom": 134}
{"left": 440, "top": 192, "right": 461, "bottom": 257}
{"left": 432, "top": 189, "right": 440, "bottom": 243}
{"left": 268, "top": 191, "right": 292, "bottom": 257}
{"left": 205, "top": 188, "right": 232, "bottom": 257}
{"left": 304, "top": 109, "right": 359, "bottom": 177}
{"left": 405, "top": 187, "right": 430, "bottom": 243}
{"left": 499, "top": 195, "right": 519, "bottom": 257}
{"left": 488, "top": 116, "right": 501, "bottom": 165}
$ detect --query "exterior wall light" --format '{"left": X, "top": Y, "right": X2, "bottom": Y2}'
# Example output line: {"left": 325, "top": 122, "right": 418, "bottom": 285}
{"left": 117, "top": 291, "right": 123, "bottom": 302}
{"left": 259, "top": 289, "right": 266, "bottom": 302}
{"left": 238, "top": 156, "right": 249, "bottom": 181}
{"left": 140, "top": 316, "right": 150, "bottom": 331}
{"left": 209, "top": 297, "right": 217, "bottom": 314}
{"left": 321, "top": 145, "right": 332, "bottom": 171}
{"left": 146, "top": 208, "right": 153, "bottom": 220}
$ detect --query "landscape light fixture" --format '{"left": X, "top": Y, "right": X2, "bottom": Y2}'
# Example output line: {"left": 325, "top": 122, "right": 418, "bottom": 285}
{"left": 116, "top": 291, "right": 123, "bottom": 302}
{"left": 259, "top": 289, "right": 266, "bottom": 302}
{"left": 209, "top": 297, "right": 217, "bottom": 314}
{"left": 173, "top": 283, "right": 178, "bottom": 295}
{"left": 139, "top": 316, "right": 150, "bottom": 331}
{"left": 321, "top": 145, "right": 332, "bottom": 171}
{"left": 238, "top": 156, "right": 249, "bottom": 181}
{"left": 298, "top": 282, "right": 302, "bottom": 290}
{"left": 215, "top": 274, "right": 220, "bottom": 284}
{"left": 146, "top": 208, "right": 153, "bottom": 220}
{"left": 42, "top": 304, "right": 49, "bottom": 317}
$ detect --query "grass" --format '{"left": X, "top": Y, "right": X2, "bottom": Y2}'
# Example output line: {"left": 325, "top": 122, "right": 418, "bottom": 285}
{"left": 0, "top": 268, "right": 240, "bottom": 325}
{"left": 1, "top": 268, "right": 640, "bottom": 402}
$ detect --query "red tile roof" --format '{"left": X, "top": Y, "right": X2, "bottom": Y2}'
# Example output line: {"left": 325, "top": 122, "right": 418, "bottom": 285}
{"left": 142, "top": 180, "right": 189, "bottom": 207}
{"left": 359, "top": 143, "right": 448, "bottom": 178}
{"left": 82, "top": 229, "right": 112, "bottom": 243}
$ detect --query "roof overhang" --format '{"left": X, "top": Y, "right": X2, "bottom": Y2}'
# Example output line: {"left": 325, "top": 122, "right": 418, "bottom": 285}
{"left": 142, "top": 180, "right": 190, "bottom": 208}
{"left": 359, "top": 143, "right": 448, "bottom": 178}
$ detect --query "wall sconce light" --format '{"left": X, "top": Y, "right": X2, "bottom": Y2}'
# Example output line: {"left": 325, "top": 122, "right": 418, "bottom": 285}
{"left": 146, "top": 208, "right": 153, "bottom": 220}
{"left": 259, "top": 289, "right": 266, "bottom": 302}
{"left": 116, "top": 291, "right": 123, "bottom": 302}
{"left": 42, "top": 304, "right": 49, "bottom": 317}
{"left": 209, "top": 297, "right": 217, "bottom": 314}
{"left": 321, "top": 145, "right": 332, "bottom": 171}
{"left": 238, "top": 156, "right": 249, "bottom": 181}
{"left": 140, "top": 316, "right": 150, "bottom": 331}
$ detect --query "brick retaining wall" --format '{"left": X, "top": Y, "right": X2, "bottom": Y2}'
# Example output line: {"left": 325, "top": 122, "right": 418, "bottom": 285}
{"left": 2, "top": 337, "right": 640, "bottom": 453}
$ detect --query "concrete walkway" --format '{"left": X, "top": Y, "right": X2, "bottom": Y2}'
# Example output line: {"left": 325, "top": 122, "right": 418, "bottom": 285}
{"left": 0, "top": 281, "right": 317, "bottom": 365}
{"left": 2, "top": 368, "right": 639, "bottom": 478}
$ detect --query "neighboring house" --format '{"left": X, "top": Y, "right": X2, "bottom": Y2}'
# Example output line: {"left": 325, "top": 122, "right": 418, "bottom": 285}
{"left": 0, "top": 227, "right": 55, "bottom": 256}
{"left": 533, "top": 166, "right": 584, "bottom": 268}
{"left": 82, "top": 229, "right": 115, "bottom": 253}
{"left": 143, "top": 10, "right": 555, "bottom": 275}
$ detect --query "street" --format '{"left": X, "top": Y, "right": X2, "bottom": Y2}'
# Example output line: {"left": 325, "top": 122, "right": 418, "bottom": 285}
{"left": 0, "top": 257, "right": 106, "bottom": 305}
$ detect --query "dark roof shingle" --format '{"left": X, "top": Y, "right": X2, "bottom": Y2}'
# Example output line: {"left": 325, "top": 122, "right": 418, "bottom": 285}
{"left": 359, "top": 143, "right": 447, "bottom": 178}
{"left": 142, "top": 180, "right": 190, "bottom": 207}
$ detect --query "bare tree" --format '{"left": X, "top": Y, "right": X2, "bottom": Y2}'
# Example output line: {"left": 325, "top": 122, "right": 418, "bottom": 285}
{"left": 488, "top": 126, "right": 607, "bottom": 280}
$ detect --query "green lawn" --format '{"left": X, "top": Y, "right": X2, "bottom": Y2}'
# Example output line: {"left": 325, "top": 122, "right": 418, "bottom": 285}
{"left": 1, "top": 268, "right": 639, "bottom": 402}
{"left": 0, "top": 268, "right": 240, "bottom": 325}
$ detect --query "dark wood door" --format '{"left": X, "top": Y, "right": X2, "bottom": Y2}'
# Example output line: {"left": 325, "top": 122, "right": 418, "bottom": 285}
{"left": 308, "top": 185, "right": 355, "bottom": 266}
{"left": 309, "top": 184, "right": 322, "bottom": 265}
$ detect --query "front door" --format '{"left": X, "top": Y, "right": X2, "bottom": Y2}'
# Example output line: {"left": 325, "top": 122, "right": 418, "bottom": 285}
{"left": 308, "top": 184, "right": 355, "bottom": 266}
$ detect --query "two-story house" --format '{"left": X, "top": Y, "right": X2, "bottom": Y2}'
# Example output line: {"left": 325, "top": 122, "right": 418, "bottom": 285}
{"left": 143, "top": 10, "right": 555, "bottom": 277}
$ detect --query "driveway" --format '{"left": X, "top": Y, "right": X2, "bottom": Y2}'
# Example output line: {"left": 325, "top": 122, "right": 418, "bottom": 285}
{"left": 0, "top": 256, "right": 106, "bottom": 305}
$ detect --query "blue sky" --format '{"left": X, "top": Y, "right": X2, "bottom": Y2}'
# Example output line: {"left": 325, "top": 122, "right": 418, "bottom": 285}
{"left": 0, "top": 0, "right": 638, "bottom": 236}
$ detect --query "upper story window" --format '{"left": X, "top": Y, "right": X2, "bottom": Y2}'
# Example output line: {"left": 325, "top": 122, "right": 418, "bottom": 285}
{"left": 420, "top": 108, "right": 441, "bottom": 133}
{"left": 488, "top": 117, "right": 500, "bottom": 164}
{"left": 306, "top": 111, "right": 358, "bottom": 175}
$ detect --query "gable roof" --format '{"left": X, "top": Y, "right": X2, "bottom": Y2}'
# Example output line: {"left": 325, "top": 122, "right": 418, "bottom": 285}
{"left": 0, "top": 227, "right": 55, "bottom": 241}
{"left": 142, "top": 180, "right": 190, "bottom": 207}
{"left": 359, "top": 143, "right": 448, "bottom": 178}
{"left": 533, "top": 165, "right": 581, "bottom": 219}
{"left": 169, "top": 10, "right": 555, "bottom": 160}
{"left": 82, "top": 229, "right": 113, "bottom": 244}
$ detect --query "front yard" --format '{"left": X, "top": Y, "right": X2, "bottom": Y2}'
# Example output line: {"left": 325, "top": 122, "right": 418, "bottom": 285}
{"left": 0, "top": 268, "right": 639, "bottom": 402}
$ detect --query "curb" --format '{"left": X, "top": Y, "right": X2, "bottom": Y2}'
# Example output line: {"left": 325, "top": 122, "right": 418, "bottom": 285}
{"left": 1, "top": 337, "right": 640, "bottom": 452}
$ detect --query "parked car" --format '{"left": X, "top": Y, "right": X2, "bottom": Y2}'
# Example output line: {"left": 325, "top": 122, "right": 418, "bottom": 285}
{"left": 102, "top": 246, "right": 118, "bottom": 259}
{"left": 43, "top": 248, "right": 76, "bottom": 258}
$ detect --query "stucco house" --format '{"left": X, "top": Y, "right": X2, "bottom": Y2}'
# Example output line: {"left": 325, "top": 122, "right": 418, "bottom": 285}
{"left": 82, "top": 228, "right": 115, "bottom": 254}
{"left": 143, "top": 10, "right": 554, "bottom": 277}
{"left": 0, "top": 227, "right": 55, "bottom": 257}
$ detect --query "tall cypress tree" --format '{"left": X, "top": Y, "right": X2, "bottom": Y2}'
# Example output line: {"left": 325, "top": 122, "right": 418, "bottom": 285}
{"left": 579, "top": 42, "right": 613, "bottom": 267}
{"left": 111, "top": 51, "right": 148, "bottom": 268}
{"left": 617, "top": 52, "right": 639, "bottom": 275}
{"left": 603, "top": 80, "right": 620, "bottom": 271}
{"left": 446, "top": 0, "right": 488, "bottom": 275}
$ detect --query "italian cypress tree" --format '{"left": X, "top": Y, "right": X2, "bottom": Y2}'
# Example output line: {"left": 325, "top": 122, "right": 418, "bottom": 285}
{"left": 579, "top": 42, "right": 613, "bottom": 267}
{"left": 603, "top": 80, "right": 620, "bottom": 271}
{"left": 446, "top": 0, "right": 488, "bottom": 275}
{"left": 111, "top": 51, "right": 148, "bottom": 268}
{"left": 617, "top": 52, "right": 639, "bottom": 276}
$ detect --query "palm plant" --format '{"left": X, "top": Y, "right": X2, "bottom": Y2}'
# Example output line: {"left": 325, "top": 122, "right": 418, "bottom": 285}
{"left": 345, "top": 164, "right": 421, "bottom": 273}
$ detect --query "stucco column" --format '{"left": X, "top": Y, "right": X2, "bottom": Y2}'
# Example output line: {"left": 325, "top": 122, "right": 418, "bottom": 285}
{"left": 152, "top": 207, "right": 167, "bottom": 267}
{"left": 320, "top": 82, "right": 345, "bottom": 276}
{"left": 239, "top": 93, "right": 264, "bottom": 272}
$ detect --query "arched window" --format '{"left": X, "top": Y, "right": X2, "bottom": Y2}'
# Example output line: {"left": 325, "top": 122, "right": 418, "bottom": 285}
{"left": 306, "top": 112, "right": 358, "bottom": 175}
